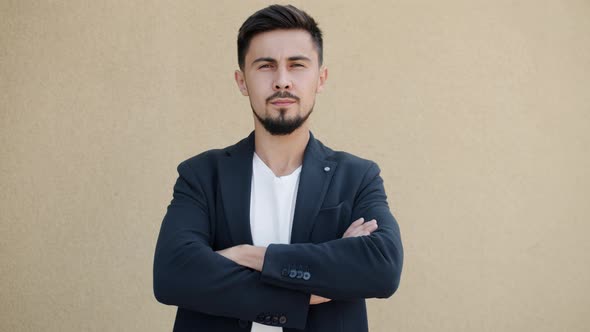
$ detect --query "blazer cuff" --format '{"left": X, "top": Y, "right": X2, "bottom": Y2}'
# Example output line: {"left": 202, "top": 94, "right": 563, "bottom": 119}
{"left": 260, "top": 243, "right": 311, "bottom": 289}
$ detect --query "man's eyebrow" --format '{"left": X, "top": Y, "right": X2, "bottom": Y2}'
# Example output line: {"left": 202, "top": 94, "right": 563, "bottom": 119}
{"left": 251, "top": 57, "right": 276, "bottom": 65}
{"left": 251, "top": 55, "right": 312, "bottom": 66}
{"left": 288, "top": 55, "right": 312, "bottom": 62}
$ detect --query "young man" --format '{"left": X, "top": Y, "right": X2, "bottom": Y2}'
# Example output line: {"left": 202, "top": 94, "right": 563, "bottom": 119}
{"left": 153, "top": 5, "right": 403, "bottom": 332}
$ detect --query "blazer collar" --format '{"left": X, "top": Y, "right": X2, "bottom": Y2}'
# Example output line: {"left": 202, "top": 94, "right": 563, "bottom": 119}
{"left": 219, "top": 129, "right": 337, "bottom": 245}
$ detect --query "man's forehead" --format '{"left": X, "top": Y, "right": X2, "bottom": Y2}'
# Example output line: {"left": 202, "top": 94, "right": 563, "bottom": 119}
{"left": 245, "top": 29, "right": 317, "bottom": 63}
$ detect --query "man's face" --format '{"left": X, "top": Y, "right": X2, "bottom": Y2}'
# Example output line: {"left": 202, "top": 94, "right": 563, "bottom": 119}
{"left": 235, "top": 29, "right": 328, "bottom": 135}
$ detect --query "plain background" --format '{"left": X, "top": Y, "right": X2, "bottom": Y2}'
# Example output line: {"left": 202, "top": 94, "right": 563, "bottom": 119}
{"left": 1, "top": 1, "right": 589, "bottom": 331}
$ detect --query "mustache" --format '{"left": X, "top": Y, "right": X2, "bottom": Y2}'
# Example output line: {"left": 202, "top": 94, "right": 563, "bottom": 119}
{"left": 266, "top": 91, "right": 300, "bottom": 103}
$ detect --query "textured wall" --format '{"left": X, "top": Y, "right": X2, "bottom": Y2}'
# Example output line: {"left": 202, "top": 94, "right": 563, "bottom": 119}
{"left": 1, "top": 1, "right": 589, "bottom": 331}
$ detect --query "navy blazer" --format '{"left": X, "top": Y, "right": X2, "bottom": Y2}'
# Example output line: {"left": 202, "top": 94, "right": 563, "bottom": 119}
{"left": 153, "top": 130, "right": 403, "bottom": 331}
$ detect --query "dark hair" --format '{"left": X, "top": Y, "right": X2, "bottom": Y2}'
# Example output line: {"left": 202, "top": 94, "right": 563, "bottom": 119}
{"left": 237, "top": 4, "right": 323, "bottom": 70}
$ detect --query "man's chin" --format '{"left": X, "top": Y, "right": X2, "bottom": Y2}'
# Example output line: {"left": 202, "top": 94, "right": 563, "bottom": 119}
{"left": 252, "top": 105, "right": 313, "bottom": 135}
{"left": 266, "top": 122, "right": 301, "bottom": 135}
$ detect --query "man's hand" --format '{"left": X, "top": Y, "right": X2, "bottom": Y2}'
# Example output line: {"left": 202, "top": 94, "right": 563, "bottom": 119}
{"left": 343, "top": 217, "right": 378, "bottom": 238}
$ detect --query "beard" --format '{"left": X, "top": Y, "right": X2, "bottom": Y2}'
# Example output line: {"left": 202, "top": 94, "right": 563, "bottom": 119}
{"left": 251, "top": 103, "right": 314, "bottom": 136}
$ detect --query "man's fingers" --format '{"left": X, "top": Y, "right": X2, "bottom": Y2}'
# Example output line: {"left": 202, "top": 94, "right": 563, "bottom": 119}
{"left": 310, "top": 294, "right": 332, "bottom": 305}
{"left": 348, "top": 226, "right": 377, "bottom": 237}
{"left": 352, "top": 217, "right": 365, "bottom": 225}
{"left": 357, "top": 220, "right": 377, "bottom": 232}
{"left": 343, "top": 219, "right": 378, "bottom": 238}
{"left": 363, "top": 220, "right": 378, "bottom": 232}
{"left": 343, "top": 218, "right": 364, "bottom": 237}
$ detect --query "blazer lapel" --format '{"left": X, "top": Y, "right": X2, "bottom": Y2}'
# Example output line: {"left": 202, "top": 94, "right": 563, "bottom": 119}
{"left": 219, "top": 131, "right": 255, "bottom": 245}
{"left": 290, "top": 132, "right": 337, "bottom": 244}
{"left": 219, "top": 130, "right": 337, "bottom": 246}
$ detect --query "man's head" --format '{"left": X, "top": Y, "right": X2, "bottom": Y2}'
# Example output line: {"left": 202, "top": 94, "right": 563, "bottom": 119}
{"left": 234, "top": 5, "right": 328, "bottom": 136}
{"left": 237, "top": 5, "right": 323, "bottom": 71}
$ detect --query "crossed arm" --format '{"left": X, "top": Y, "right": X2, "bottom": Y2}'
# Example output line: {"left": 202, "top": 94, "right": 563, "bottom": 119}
{"left": 216, "top": 217, "right": 380, "bottom": 304}
{"left": 153, "top": 160, "right": 403, "bottom": 329}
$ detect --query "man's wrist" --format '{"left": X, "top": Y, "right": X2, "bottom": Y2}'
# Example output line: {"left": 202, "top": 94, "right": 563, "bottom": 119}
{"left": 240, "top": 245, "right": 266, "bottom": 271}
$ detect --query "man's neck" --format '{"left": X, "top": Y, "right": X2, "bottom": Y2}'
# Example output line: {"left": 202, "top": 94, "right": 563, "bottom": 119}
{"left": 253, "top": 125, "right": 310, "bottom": 177}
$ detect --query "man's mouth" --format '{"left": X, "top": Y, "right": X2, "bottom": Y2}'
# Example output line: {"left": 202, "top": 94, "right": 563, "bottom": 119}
{"left": 270, "top": 99, "right": 296, "bottom": 106}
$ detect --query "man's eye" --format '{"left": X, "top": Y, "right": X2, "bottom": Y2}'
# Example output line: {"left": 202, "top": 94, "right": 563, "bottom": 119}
{"left": 292, "top": 63, "right": 305, "bottom": 67}
{"left": 259, "top": 64, "right": 272, "bottom": 69}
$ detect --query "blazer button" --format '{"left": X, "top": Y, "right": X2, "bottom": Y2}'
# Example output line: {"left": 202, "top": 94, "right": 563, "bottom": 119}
{"left": 296, "top": 270, "right": 303, "bottom": 279}
{"left": 238, "top": 319, "right": 249, "bottom": 328}
{"left": 279, "top": 315, "right": 287, "bottom": 324}
{"left": 303, "top": 272, "right": 311, "bottom": 280}
{"left": 289, "top": 269, "right": 297, "bottom": 278}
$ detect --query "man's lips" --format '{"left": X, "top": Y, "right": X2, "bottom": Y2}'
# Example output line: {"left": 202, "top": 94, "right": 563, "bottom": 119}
{"left": 270, "top": 99, "right": 296, "bottom": 106}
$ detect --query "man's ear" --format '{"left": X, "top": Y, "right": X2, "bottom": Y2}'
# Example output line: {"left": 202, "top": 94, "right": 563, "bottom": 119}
{"left": 234, "top": 70, "right": 249, "bottom": 96}
{"left": 316, "top": 65, "right": 328, "bottom": 93}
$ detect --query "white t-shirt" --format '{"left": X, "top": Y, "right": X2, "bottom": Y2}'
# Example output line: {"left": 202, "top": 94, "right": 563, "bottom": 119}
{"left": 250, "top": 151, "right": 302, "bottom": 332}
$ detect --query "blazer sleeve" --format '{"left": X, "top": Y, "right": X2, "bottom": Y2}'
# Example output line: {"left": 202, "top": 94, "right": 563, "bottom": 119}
{"left": 153, "top": 161, "right": 311, "bottom": 329}
{"left": 259, "top": 161, "right": 404, "bottom": 301}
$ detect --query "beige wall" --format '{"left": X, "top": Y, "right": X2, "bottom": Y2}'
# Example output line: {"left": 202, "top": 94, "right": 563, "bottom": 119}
{"left": 2, "top": 1, "right": 589, "bottom": 331}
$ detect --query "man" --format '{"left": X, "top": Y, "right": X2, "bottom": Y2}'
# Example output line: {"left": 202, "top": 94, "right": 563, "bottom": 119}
{"left": 153, "top": 4, "right": 403, "bottom": 332}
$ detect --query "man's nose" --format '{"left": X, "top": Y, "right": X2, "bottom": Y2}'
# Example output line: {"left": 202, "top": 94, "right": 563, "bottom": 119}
{"left": 273, "top": 68, "right": 292, "bottom": 90}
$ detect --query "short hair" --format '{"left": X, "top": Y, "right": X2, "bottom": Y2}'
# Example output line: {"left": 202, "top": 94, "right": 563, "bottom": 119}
{"left": 237, "top": 4, "right": 323, "bottom": 70}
